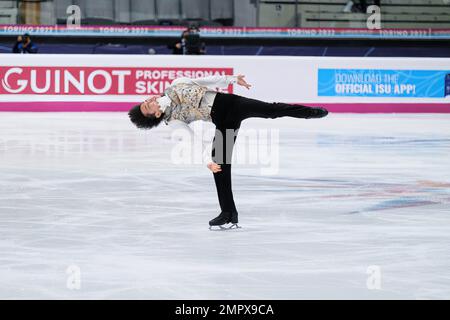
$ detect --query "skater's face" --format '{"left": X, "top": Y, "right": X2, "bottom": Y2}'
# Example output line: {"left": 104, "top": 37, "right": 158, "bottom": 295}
{"left": 140, "top": 96, "right": 162, "bottom": 118}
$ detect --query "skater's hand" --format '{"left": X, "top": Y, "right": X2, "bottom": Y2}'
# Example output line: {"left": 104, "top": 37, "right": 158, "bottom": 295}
{"left": 207, "top": 162, "right": 222, "bottom": 173}
{"left": 236, "top": 75, "right": 251, "bottom": 90}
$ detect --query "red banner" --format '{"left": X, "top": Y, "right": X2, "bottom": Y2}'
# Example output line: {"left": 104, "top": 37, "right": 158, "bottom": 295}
{"left": 0, "top": 66, "right": 234, "bottom": 95}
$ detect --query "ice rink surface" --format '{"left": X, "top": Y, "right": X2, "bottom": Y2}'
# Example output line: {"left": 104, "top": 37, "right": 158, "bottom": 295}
{"left": 0, "top": 112, "right": 449, "bottom": 299}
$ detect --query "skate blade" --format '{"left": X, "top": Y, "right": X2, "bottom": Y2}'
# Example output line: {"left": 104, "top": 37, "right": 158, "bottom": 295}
{"left": 209, "top": 223, "right": 241, "bottom": 231}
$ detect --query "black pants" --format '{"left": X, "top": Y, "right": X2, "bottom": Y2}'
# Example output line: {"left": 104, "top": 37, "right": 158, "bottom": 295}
{"left": 210, "top": 93, "right": 314, "bottom": 215}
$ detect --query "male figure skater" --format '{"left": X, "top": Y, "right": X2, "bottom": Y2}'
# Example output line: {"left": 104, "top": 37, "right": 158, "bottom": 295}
{"left": 128, "top": 75, "right": 328, "bottom": 229}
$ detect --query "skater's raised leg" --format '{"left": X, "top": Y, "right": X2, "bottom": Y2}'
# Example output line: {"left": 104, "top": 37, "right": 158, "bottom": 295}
{"left": 231, "top": 95, "right": 328, "bottom": 122}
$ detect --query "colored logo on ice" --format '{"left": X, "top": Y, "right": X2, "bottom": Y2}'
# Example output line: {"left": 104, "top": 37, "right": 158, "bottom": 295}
{"left": 318, "top": 69, "right": 450, "bottom": 98}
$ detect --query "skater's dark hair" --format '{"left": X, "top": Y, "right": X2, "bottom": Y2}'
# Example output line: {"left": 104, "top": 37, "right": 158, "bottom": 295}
{"left": 128, "top": 104, "right": 164, "bottom": 130}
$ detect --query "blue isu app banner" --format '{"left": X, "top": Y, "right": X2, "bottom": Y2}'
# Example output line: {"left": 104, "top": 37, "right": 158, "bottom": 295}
{"left": 318, "top": 69, "right": 450, "bottom": 98}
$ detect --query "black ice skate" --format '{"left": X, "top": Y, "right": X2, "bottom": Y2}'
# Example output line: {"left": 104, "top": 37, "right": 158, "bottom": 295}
{"left": 305, "top": 107, "right": 328, "bottom": 119}
{"left": 209, "top": 211, "right": 241, "bottom": 230}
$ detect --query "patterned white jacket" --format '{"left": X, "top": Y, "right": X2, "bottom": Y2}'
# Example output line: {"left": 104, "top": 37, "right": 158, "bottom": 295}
{"left": 158, "top": 75, "right": 237, "bottom": 164}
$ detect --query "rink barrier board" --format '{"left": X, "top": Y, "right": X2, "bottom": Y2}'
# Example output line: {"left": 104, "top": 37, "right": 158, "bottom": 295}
{"left": 1, "top": 54, "right": 449, "bottom": 112}
{"left": 0, "top": 102, "right": 449, "bottom": 113}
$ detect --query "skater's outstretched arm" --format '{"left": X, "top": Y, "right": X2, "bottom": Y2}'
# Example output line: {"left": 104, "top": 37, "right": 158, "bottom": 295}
{"left": 171, "top": 74, "right": 252, "bottom": 90}
{"left": 171, "top": 75, "right": 236, "bottom": 89}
